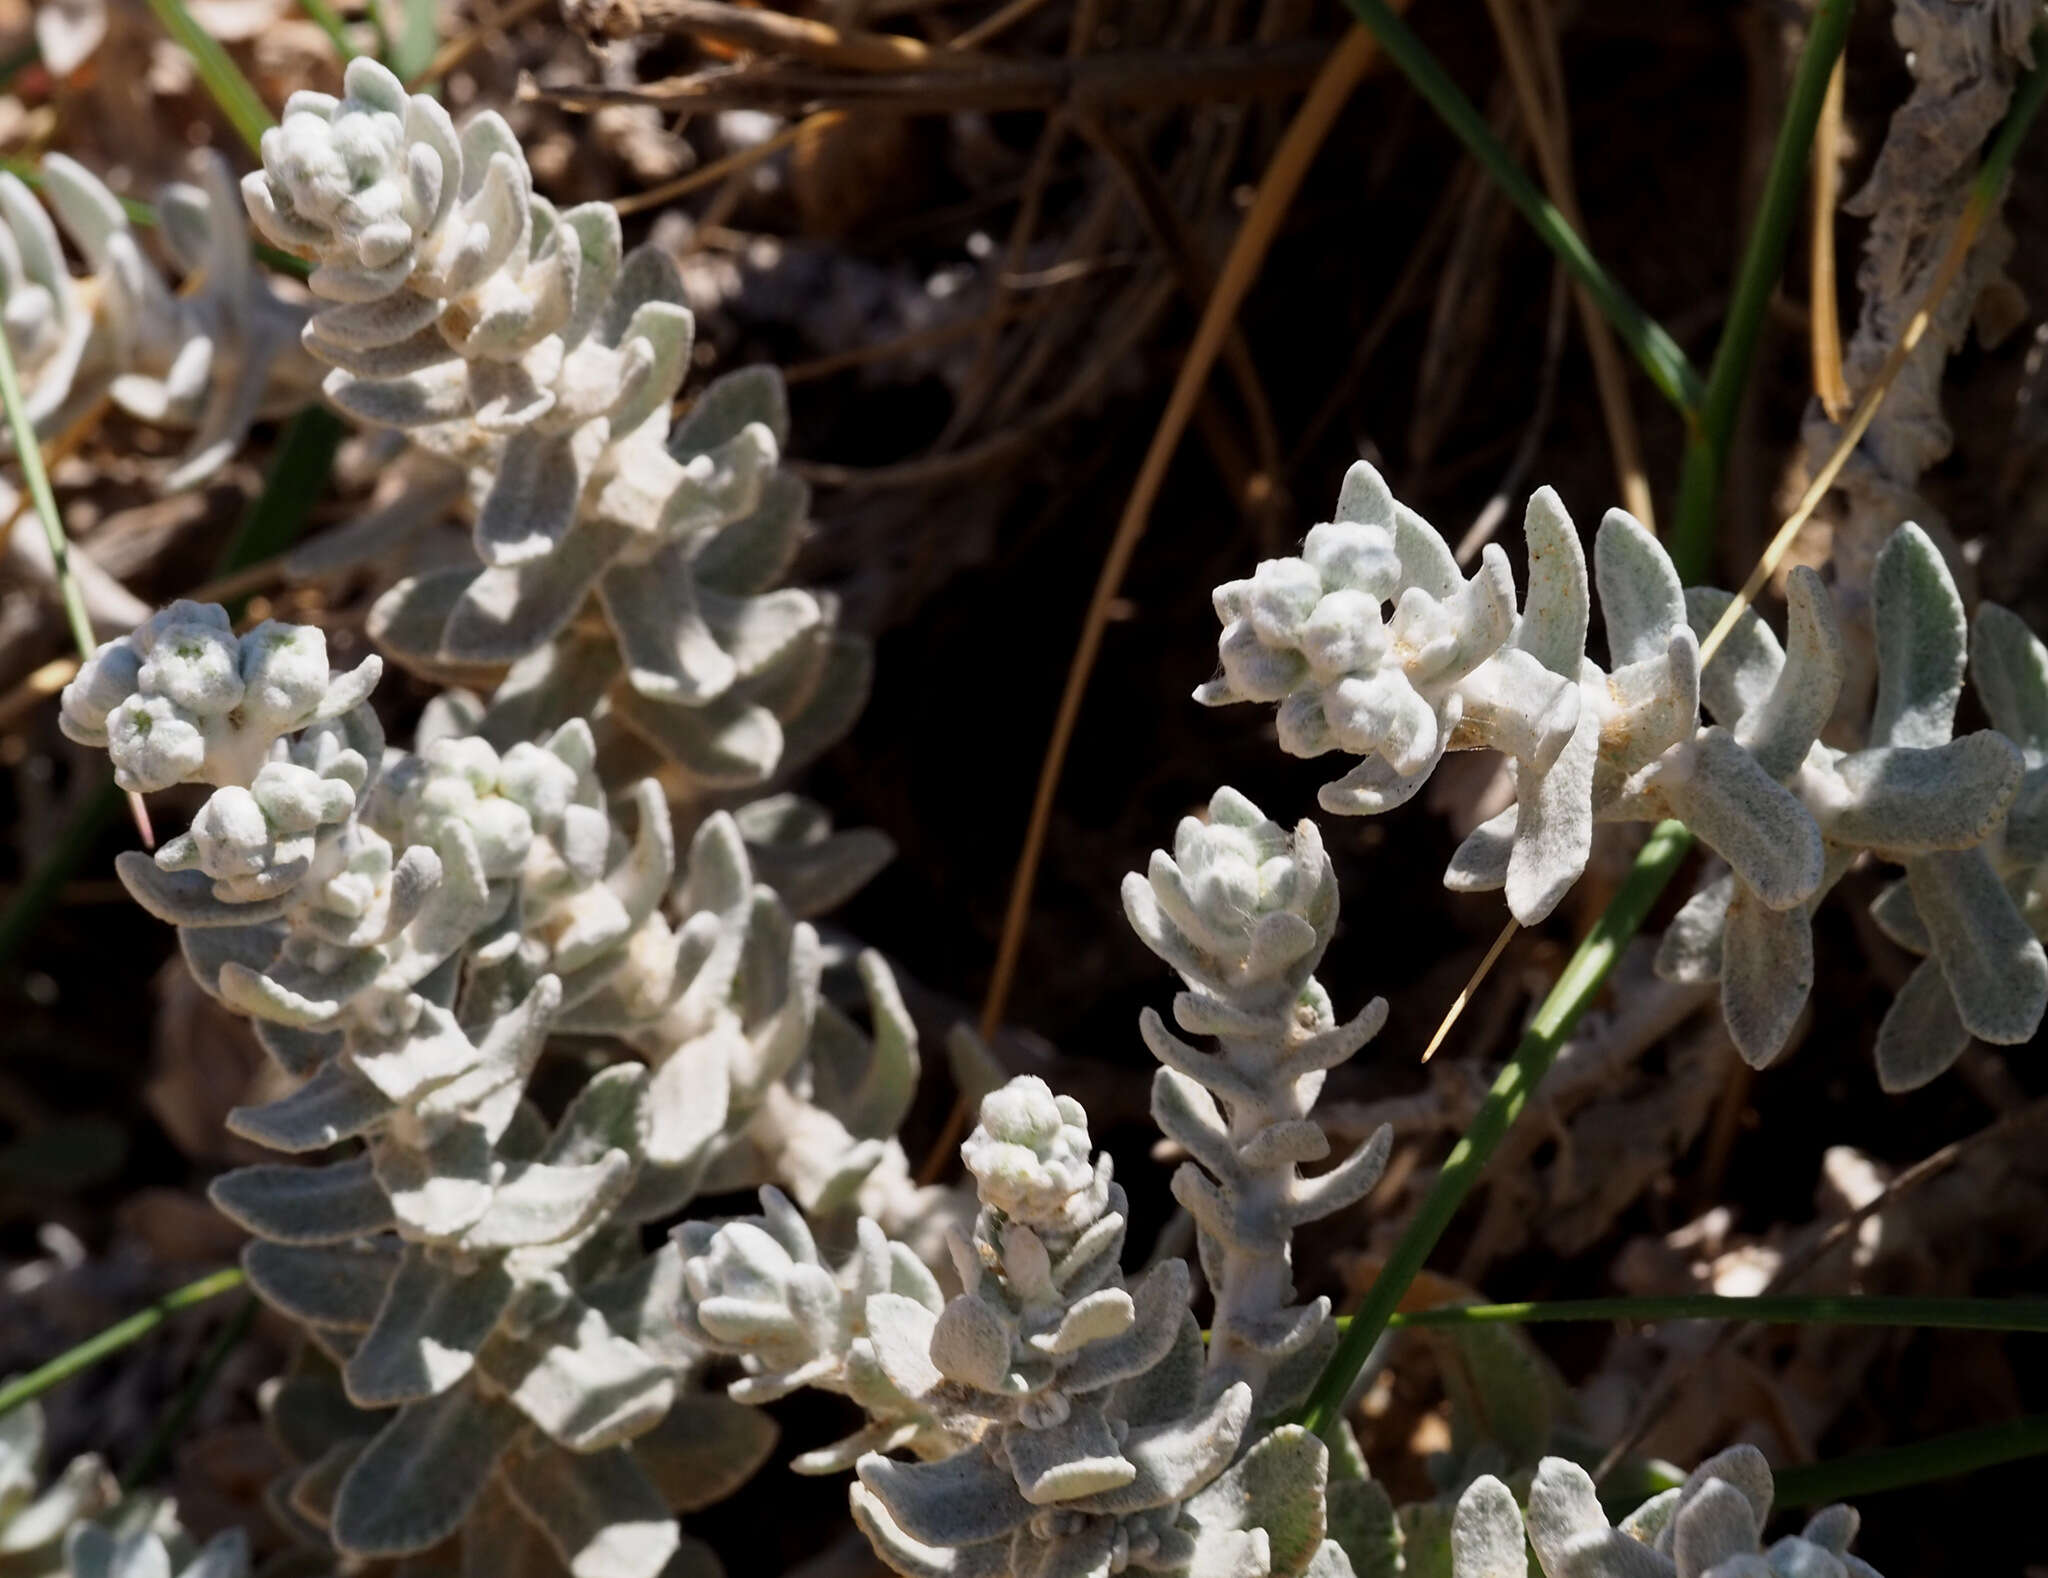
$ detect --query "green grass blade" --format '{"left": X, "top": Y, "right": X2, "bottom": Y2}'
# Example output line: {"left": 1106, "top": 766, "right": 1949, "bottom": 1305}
{"left": 0, "top": 306, "right": 93, "bottom": 660}
{"left": 1669, "top": 0, "right": 1854, "bottom": 581}
{"left": 139, "top": 0, "right": 275, "bottom": 153}
{"left": 1335, "top": 0, "right": 1704, "bottom": 416}
{"left": 0, "top": 1268, "right": 246, "bottom": 1420}
{"left": 298, "top": 0, "right": 360, "bottom": 61}
{"left": 216, "top": 407, "right": 347, "bottom": 612}
{"left": 1974, "top": 23, "right": 2048, "bottom": 210}
{"left": 382, "top": 0, "right": 439, "bottom": 81}
{"left": 1294, "top": 820, "right": 1695, "bottom": 1437}
{"left": 0, "top": 778, "right": 122, "bottom": 973}
{"left": 1381, "top": 1295, "right": 2048, "bottom": 1333}
{"left": 1771, "top": 1414, "right": 2048, "bottom": 1506}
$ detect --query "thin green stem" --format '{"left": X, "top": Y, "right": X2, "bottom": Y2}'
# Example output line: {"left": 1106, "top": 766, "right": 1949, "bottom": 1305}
{"left": 1295, "top": 820, "right": 1696, "bottom": 1436}
{"left": 0, "top": 1268, "right": 247, "bottom": 1420}
{"left": 1670, "top": 0, "right": 1853, "bottom": 581}
{"left": 1335, "top": 0, "right": 1704, "bottom": 416}
{"left": 1378, "top": 1294, "right": 2048, "bottom": 1333}
{"left": 0, "top": 778, "right": 121, "bottom": 971}
{"left": 120, "top": 1293, "right": 259, "bottom": 1491}
{"left": 0, "top": 314, "right": 93, "bottom": 661}
{"left": 139, "top": 0, "right": 275, "bottom": 153}
{"left": 298, "top": 0, "right": 360, "bottom": 60}
{"left": 1771, "top": 1414, "right": 2048, "bottom": 1506}
{"left": 1974, "top": 24, "right": 2048, "bottom": 210}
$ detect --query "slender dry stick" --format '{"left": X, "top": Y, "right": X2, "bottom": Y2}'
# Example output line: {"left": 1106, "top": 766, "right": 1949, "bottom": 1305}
{"left": 1811, "top": 53, "right": 1850, "bottom": 419}
{"left": 951, "top": 0, "right": 1062, "bottom": 51}
{"left": 1669, "top": 0, "right": 1854, "bottom": 580}
{"left": 613, "top": 121, "right": 815, "bottom": 217}
{"left": 979, "top": 20, "right": 1399, "bottom": 1039}
{"left": 929, "top": 0, "right": 1100, "bottom": 453}
{"left": 912, "top": 20, "right": 1408, "bottom": 1188}
{"left": 407, "top": 0, "right": 546, "bottom": 87}
{"left": 1482, "top": 0, "right": 1654, "bottom": 526}
{"left": 1594, "top": 1094, "right": 2048, "bottom": 1484}
{"left": 1422, "top": 917, "right": 1518, "bottom": 1063}
{"left": 613, "top": 0, "right": 1062, "bottom": 227}
{"left": 571, "top": 0, "right": 994, "bottom": 68}
{"left": 1338, "top": 0, "right": 1701, "bottom": 413}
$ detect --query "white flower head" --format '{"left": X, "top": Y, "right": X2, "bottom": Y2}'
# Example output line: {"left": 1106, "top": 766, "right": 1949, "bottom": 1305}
{"left": 961, "top": 1076, "right": 1100, "bottom": 1231}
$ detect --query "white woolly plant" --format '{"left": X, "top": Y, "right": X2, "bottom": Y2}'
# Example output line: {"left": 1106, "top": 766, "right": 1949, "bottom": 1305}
{"left": 674, "top": 1184, "right": 959, "bottom": 1474}
{"left": 830, "top": 1076, "right": 1356, "bottom": 1578}
{"left": 1205, "top": 461, "right": 2048, "bottom": 1084}
{"left": 0, "top": 152, "right": 316, "bottom": 487}
{"left": 0, "top": 1399, "right": 250, "bottom": 1578}
{"left": 1121, "top": 788, "right": 1392, "bottom": 1417}
{"left": 1660, "top": 524, "right": 2045, "bottom": 1087}
{"left": 55, "top": 599, "right": 926, "bottom": 1578}
{"left": 243, "top": 56, "right": 862, "bottom": 795}
{"left": 1448, "top": 1446, "right": 1881, "bottom": 1578}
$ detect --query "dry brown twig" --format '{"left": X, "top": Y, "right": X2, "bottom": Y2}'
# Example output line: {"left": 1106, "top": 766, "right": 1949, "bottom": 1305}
{"left": 523, "top": 41, "right": 1330, "bottom": 115}
{"left": 911, "top": 14, "right": 1415, "bottom": 1186}
{"left": 1592, "top": 1093, "right": 2048, "bottom": 1484}
{"left": 411, "top": 0, "right": 549, "bottom": 89}
{"left": 1483, "top": 0, "right": 1655, "bottom": 527}
{"left": 1810, "top": 53, "right": 1850, "bottom": 420}
{"left": 560, "top": 0, "right": 991, "bottom": 67}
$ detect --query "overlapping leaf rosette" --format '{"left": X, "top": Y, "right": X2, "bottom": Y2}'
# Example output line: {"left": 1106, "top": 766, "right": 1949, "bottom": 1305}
{"left": 1203, "top": 461, "right": 2048, "bottom": 1086}
{"left": 837, "top": 1077, "right": 1356, "bottom": 1578}
{"left": 1447, "top": 1446, "right": 1883, "bottom": 1578}
{"left": 242, "top": 57, "right": 864, "bottom": 792}
{"left": 675, "top": 1183, "right": 961, "bottom": 1475}
{"left": 0, "top": 151, "right": 315, "bottom": 484}
{"left": 1121, "top": 788, "right": 1391, "bottom": 1414}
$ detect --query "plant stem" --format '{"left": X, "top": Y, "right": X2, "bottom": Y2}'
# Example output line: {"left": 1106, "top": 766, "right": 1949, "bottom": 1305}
{"left": 1975, "top": 24, "right": 2048, "bottom": 210}
{"left": 120, "top": 1293, "right": 259, "bottom": 1491}
{"left": 0, "top": 323, "right": 93, "bottom": 661}
{"left": 1381, "top": 1294, "right": 2048, "bottom": 1333}
{"left": 1770, "top": 1414, "right": 2048, "bottom": 1506}
{"left": 0, "top": 1268, "right": 246, "bottom": 1420}
{"left": 1670, "top": 0, "right": 1854, "bottom": 581}
{"left": 0, "top": 778, "right": 121, "bottom": 972}
{"left": 298, "top": 0, "right": 359, "bottom": 60}
{"left": 1335, "top": 0, "right": 1704, "bottom": 416}
{"left": 139, "top": 0, "right": 275, "bottom": 152}
{"left": 1295, "top": 819, "right": 1695, "bottom": 1437}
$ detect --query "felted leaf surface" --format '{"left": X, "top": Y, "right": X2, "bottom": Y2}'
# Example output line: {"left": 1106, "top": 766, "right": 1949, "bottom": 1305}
{"left": 332, "top": 1383, "right": 522, "bottom": 1557}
